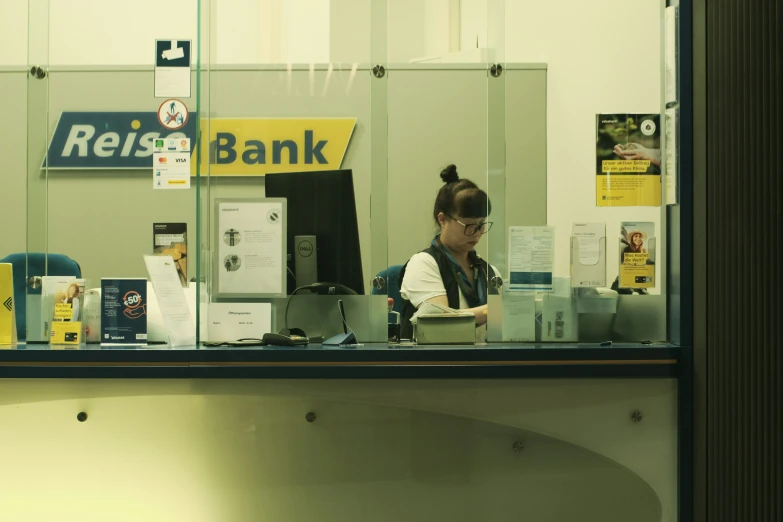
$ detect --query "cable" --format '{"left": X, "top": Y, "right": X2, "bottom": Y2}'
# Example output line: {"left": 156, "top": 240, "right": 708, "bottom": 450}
{"left": 283, "top": 282, "right": 358, "bottom": 330}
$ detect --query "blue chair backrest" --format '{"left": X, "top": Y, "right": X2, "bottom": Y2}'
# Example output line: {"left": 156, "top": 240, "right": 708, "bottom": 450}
{"left": 372, "top": 264, "right": 404, "bottom": 314}
{"left": 0, "top": 253, "right": 82, "bottom": 340}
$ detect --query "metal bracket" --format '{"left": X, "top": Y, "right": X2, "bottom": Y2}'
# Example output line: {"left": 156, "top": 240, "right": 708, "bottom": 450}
{"left": 30, "top": 66, "right": 46, "bottom": 79}
{"left": 28, "top": 276, "right": 42, "bottom": 289}
{"left": 490, "top": 276, "right": 503, "bottom": 290}
{"left": 631, "top": 410, "right": 643, "bottom": 423}
{"left": 372, "top": 64, "right": 386, "bottom": 78}
{"left": 490, "top": 63, "right": 503, "bottom": 78}
{"left": 372, "top": 276, "right": 386, "bottom": 290}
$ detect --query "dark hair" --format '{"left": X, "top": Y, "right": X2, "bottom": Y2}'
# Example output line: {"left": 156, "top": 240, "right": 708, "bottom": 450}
{"left": 433, "top": 164, "right": 491, "bottom": 225}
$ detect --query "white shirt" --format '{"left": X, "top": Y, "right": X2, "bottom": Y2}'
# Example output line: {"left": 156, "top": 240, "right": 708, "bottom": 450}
{"left": 401, "top": 252, "right": 469, "bottom": 309}
{"left": 401, "top": 252, "right": 499, "bottom": 310}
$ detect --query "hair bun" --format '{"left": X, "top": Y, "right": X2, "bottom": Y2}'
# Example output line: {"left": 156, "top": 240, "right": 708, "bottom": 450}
{"left": 440, "top": 164, "right": 459, "bottom": 184}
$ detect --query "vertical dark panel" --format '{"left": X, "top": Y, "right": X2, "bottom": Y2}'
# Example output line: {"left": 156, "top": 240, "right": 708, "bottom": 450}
{"left": 705, "top": 0, "right": 782, "bottom": 521}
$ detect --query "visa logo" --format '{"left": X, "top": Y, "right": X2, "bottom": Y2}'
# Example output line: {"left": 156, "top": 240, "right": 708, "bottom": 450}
{"left": 175, "top": 158, "right": 187, "bottom": 163}
{"left": 44, "top": 111, "right": 197, "bottom": 170}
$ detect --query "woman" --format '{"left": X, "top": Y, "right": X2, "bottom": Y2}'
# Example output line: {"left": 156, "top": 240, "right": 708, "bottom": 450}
{"left": 622, "top": 231, "right": 646, "bottom": 263}
{"left": 399, "top": 164, "right": 498, "bottom": 339}
{"left": 63, "top": 283, "right": 81, "bottom": 322}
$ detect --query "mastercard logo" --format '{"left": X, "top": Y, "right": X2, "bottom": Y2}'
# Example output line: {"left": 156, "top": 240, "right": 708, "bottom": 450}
{"left": 158, "top": 157, "right": 167, "bottom": 163}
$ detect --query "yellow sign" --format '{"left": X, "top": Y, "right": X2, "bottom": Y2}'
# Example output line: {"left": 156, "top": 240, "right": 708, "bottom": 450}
{"left": 0, "top": 264, "right": 17, "bottom": 346}
{"left": 51, "top": 321, "right": 82, "bottom": 345}
{"left": 193, "top": 118, "right": 357, "bottom": 177}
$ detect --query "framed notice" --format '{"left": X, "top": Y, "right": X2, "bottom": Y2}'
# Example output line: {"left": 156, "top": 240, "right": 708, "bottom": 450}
{"left": 214, "top": 198, "right": 287, "bottom": 298}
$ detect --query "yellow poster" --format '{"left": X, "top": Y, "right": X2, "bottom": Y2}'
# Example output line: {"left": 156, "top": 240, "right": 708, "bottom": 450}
{"left": 0, "top": 264, "right": 17, "bottom": 346}
{"left": 619, "top": 222, "right": 656, "bottom": 289}
{"left": 192, "top": 118, "right": 357, "bottom": 177}
{"left": 596, "top": 114, "right": 661, "bottom": 207}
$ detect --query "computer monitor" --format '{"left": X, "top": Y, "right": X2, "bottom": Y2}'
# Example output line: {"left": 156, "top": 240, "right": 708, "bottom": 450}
{"left": 265, "top": 169, "right": 365, "bottom": 295}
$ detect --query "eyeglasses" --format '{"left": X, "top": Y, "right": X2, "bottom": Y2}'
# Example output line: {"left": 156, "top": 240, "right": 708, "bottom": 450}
{"left": 446, "top": 214, "right": 493, "bottom": 236}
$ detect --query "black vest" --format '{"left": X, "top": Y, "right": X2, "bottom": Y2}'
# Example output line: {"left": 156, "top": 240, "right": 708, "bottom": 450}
{"left": 398, "top": 246, "right": 499, "bottom": 340}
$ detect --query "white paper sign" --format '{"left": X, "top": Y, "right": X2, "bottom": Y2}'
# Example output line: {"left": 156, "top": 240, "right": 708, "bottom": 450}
{"left": 217, "top": 200, "right": 286, "bottom": 297}
{"left": 508, "top": 226, "right": 554, "bottom": 292}
{"left": 153, "top": 136, "right": 191, "bottom": 190}
{"left": 501, "top": 292, "right": 536, "bottom": 342}
{"left": 155, "top": 39, "right": 192, "bottom": 98}
{"left": 144, "top": 255, "right": 196, "bottom": 347}
{"left": 206, "top": 303, "right": 272, "bottom": 342}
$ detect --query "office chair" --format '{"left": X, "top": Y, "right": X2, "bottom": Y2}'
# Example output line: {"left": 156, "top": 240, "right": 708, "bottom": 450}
{"left": 0, "top": 253, "right": 82, "bottom": 340}
{"left": 372, "top": 265, "right": 404, "bottom": 314}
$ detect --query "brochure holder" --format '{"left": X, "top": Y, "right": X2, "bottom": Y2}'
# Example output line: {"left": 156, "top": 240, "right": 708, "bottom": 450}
{"left": 570, "top": 236, "right": 607, "bottom": 288}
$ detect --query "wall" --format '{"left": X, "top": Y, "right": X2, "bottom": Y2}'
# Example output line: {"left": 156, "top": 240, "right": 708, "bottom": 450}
{"left": 505, "top": 0, "right": 663, "bottom": 282}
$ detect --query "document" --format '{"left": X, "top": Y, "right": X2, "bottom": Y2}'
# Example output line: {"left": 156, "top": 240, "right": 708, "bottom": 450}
{"left": 217, "top": 199, "right": 286, "bottom": 297}
{"left": 206, "top": 303, "right": 272, "bottom": 343}
{"left": 144, "top": 256, "right": 196, "bottom": 347}
{"left": 153, "top": 137, "right": 191, "bottom": 189}
{"left": 501, "top": 292, "right": 536, "bottom": 342}
{"left": 508, "top": 226, "right": 554, "bottom": 292}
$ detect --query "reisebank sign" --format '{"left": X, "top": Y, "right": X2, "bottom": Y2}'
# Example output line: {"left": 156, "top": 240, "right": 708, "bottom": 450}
{"left": 44, "top": 112, "right": 356, "bottom": 176}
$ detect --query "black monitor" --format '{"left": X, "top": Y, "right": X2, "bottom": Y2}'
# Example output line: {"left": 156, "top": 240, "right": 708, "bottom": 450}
{"left": 265, "top": 169, "right": 365, "bottom": 295}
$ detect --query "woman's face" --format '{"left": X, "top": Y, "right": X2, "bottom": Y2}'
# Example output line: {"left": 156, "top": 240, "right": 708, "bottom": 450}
{"left": 632, "top": 233, "right": 643, "bottom": 246}
{"left": 68, "top": 285, "right": 77, "bottom": 297}
{"left": 440, "top": 213, "right": 487, "bottom": 255}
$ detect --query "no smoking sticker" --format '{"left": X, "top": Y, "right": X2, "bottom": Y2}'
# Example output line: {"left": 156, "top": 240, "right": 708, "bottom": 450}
{"left": 157, "top": 99, "right": 189, "bottom": 131}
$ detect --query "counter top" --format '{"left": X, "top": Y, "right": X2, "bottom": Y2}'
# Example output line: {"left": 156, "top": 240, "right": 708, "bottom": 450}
{"left": 0, "top": 343, "right": 683, "bottom": 379}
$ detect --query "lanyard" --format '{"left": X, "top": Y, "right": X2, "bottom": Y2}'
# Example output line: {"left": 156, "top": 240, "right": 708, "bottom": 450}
{"left": 432, "top": 237, "right": 487, "bottom": 306}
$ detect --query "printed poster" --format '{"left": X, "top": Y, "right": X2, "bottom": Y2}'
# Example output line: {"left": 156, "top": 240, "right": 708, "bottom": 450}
{"left": 596, "top": 114, "right": 662, "bottom": 207}
{"left": 619, "top": 222, "right": 656, "bottom": 289}
{"left": 101, "top": 278, "right": 148, "bottom": 345}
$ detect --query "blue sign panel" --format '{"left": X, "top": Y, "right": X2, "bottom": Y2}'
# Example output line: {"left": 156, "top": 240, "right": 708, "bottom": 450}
{"left": 44, "top": 111, "right": 198, "bottom": 169}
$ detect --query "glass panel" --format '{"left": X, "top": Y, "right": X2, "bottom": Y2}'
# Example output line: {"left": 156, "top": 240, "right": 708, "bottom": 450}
{"left": 198, "top": 0, "right": 386, "bottom": 345}
{"left": 21, "top": 0, "right": 201, "bottom": 345}
{"left": 0, "top": 377, "right": 679, "bottom": 521}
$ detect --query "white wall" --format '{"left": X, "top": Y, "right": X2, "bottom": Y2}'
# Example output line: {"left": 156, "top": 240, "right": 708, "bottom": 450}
{"left": 0, "top": 0, "right": 28, "bottom": 66}
{"left": 505, "top": 0, "right": 662, "bottom": 282}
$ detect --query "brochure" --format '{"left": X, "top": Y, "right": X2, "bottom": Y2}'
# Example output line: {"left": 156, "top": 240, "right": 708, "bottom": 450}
{"left": 153, "top": 223, "right": 188, "bottom": 287}
{"left": 50, "top": 278, "right": 86, "bottom": 345}
{"left": 41, "top": 276, "right": 76, "bottom": 340}
{"left": 101, "top": 278, "right": 148, "bottom": 345}
{"left": 619, "top": 222, "right": 656, "bottom": 289}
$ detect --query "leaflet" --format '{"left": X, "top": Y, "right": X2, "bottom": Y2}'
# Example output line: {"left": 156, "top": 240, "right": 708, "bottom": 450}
{"left": 619, "top": 222, "right": 656, "bottom": 289}
{"left": 144, "top": 255, "right": 196, "bottom": 347}
{"left": 508, "top": 226, "right": 554, "bottom": 292}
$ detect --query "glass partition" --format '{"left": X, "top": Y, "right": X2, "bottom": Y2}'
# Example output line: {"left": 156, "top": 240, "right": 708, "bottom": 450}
{"left": 1, "top": 0, "right": 681, "bottom": 349}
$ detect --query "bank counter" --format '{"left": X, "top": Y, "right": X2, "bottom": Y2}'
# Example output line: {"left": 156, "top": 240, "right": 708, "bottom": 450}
{"left": 0, "top": 343, "right": 685, "bottom": 522}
